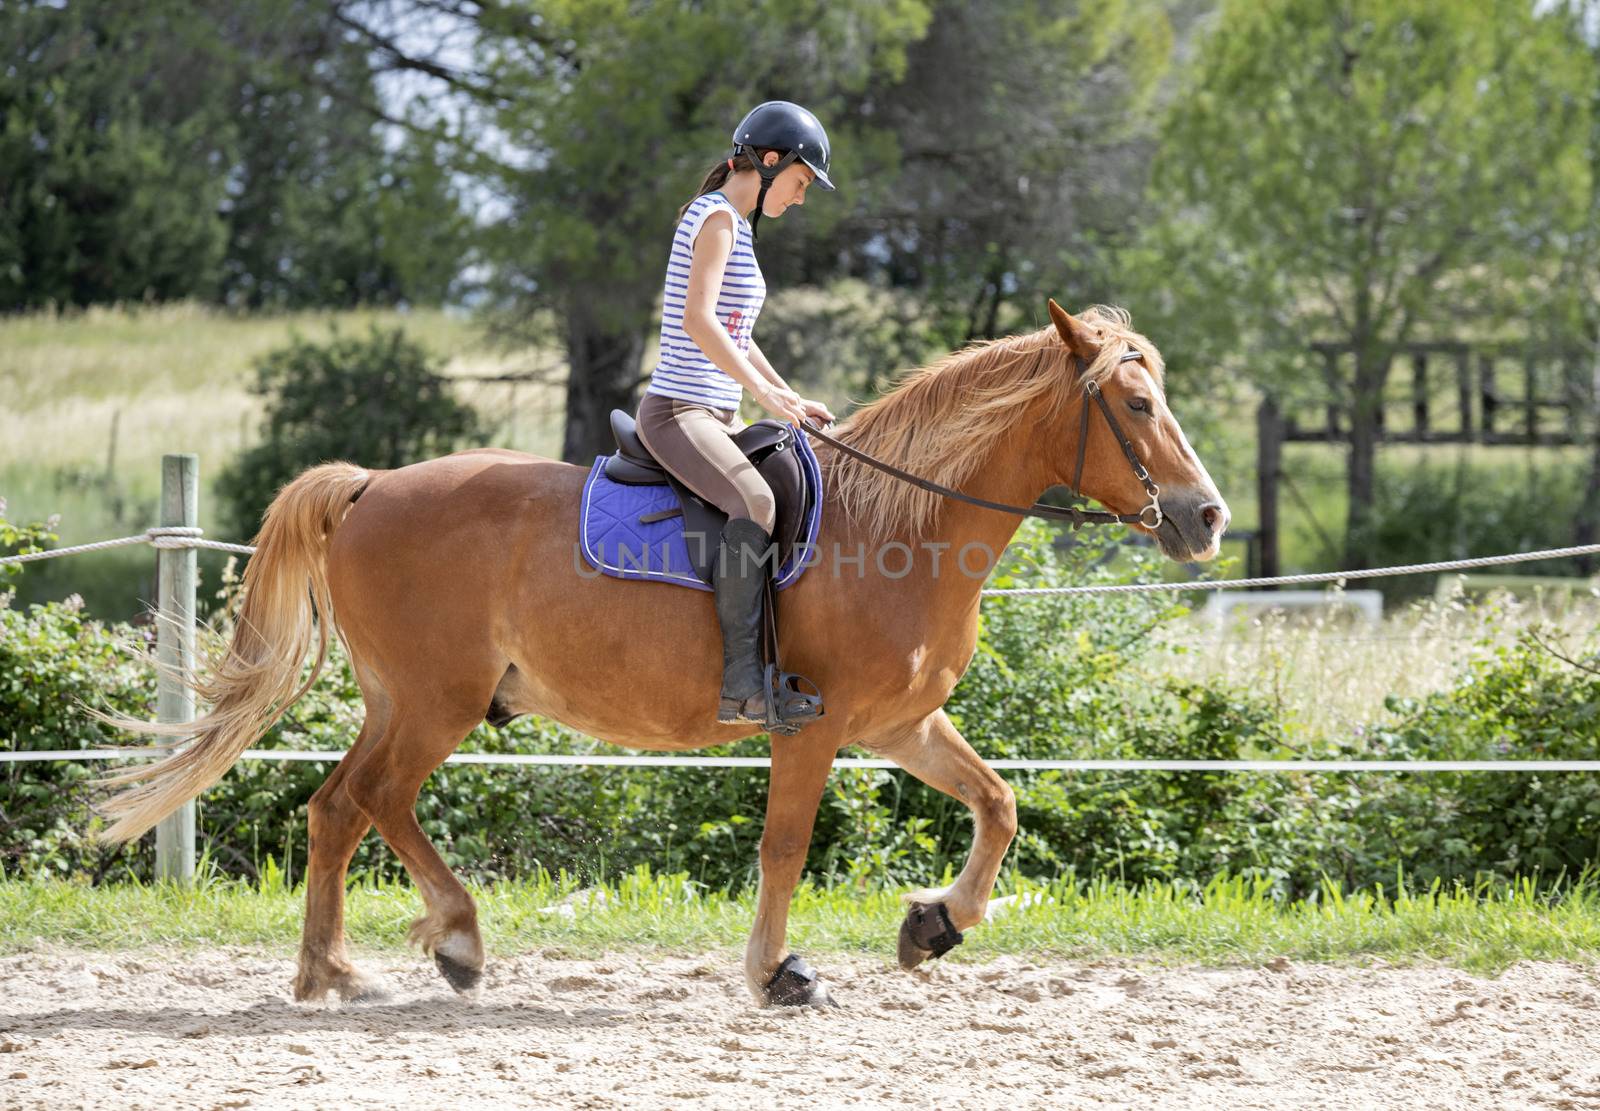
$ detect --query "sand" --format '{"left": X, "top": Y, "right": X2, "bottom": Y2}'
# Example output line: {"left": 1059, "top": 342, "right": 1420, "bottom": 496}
{"left": 3, "top": 947, "right": 1600, "bottom": 1109}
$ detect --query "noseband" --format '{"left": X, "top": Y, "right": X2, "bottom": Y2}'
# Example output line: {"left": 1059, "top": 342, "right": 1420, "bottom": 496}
{"left": 799, "top": 349, "right": 1163, "bottom": 531}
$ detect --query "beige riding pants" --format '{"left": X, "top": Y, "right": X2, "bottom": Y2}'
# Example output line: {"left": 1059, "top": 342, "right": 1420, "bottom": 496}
{"left": 634, "top": 393, "right": 777, "bottom": 535}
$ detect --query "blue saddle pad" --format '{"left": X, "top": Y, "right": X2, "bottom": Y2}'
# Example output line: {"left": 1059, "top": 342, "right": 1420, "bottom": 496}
{"left": 577, "top": 428, "right": 823, "bottom": 592}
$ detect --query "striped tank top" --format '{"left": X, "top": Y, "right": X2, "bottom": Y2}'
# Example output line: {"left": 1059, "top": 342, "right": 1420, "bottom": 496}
{"left": 645, "top": 191, "right": 766, "bottom": 411}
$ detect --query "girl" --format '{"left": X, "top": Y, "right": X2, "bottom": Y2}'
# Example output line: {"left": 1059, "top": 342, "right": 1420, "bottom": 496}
{"left": 634, "top": 100, "right": 836, "bottom": 729}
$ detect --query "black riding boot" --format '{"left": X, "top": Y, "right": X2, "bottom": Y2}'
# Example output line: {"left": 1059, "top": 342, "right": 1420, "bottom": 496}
{"left": 712, "top": 518, "right": 775, "bottom": 725}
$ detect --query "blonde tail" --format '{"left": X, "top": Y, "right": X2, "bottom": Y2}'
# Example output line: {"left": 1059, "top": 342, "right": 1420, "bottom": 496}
{"left": 96, "top": 463, "right": 372, "bottom": 844}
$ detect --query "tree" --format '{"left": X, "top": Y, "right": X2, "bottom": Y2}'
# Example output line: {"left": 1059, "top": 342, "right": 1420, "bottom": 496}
{"left": 1154, "top": 0, "right": 1593, "bottom": 567}
{"left": 824, "top": 0, "right": 1172, "bottom": 347}
{"left": 215, "top": 327, "right": 480, "bottom": 538}
{"left": 312, "top": 1, "right": 1174, "bottom": 457}
{"left": 0, "top": 1, "right": 235, "bottom": 307}
{"left": 1553, "top": 9, "right": 1600, "bottom": 571}
{"left": 208, "top": 4, "right": 474, "bottom": 309}
{"left": 472, "top": 0, "right": 933, "bottom": 462}
{"left": 0, "top": 0, "right": 473, "bottom": 312}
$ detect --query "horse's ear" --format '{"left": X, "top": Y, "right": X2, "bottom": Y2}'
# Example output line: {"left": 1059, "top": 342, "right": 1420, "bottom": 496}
{"left": 1048, "top": 299, "right": 1097, "bottom": 358}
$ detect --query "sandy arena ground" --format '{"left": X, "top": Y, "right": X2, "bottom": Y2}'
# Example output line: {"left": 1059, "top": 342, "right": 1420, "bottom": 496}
{"left": 2, "top": 947, "right": 1600, "bottom": 1109}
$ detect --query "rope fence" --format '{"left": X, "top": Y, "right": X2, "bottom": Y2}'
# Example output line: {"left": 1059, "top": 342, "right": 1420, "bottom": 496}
{"left": 8, "top": 749, "right": 1600, "bottom": 773}
{"left": 982, "top": 543, "right": 1600, "bottom": 597}
{"left": 0, "top": 526, "right": 256, "bottom": 565}
{"left": 7, "top": 525, "right": 1598, "bottom": 598}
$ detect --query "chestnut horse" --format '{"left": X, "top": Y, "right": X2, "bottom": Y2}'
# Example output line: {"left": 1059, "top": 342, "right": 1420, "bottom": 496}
{"left": 100, "top": 301, "right": 1227, "bottom": 1007}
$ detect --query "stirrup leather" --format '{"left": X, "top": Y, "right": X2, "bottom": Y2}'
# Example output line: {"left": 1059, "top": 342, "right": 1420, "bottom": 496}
{"left": 758, "top": 573, "right": 824, "bottom": 735}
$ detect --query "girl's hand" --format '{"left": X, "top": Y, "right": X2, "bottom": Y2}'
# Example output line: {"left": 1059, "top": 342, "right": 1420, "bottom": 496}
{"left": 799, "top": 398, "right": 835, "bottom": 427}
{"left": 755, "top": 382, "right": 809, "bottom": 425}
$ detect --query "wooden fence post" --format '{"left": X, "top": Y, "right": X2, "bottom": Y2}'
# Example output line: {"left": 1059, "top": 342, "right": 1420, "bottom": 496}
{"left": 155, "top": 453, "right": 198, "bottom": 883}
{"left": 1257, "top": 397, "right": 1282, "bottom": 584}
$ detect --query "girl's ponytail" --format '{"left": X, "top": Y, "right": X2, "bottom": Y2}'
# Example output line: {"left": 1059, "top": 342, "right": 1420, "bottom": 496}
{"left": 675, "top": 149, "right": 772, "bottom": 224}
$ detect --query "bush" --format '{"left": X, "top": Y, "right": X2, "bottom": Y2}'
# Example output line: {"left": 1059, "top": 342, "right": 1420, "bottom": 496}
{"left": 0, "top": 498, "right": 57, "bottom": 587}
{"left": 1364, "top": 453, "right": 1592, "bottom": 594}
{"left": 934, "top": 526, "right": 1312, "bottom": 892}
{"left": 215, "top": 326, "right": 479, "bottom": 538}
{"left": 6, "top": 513, "right": 1600, "bottom": 898}
{"left": 1352, "top": 633, "right": 1600, "bottom": 886}
{"left": 0, "top": 594, "right": 156, "bottom": 878}
{"left": 0, "top": 583, "right": 770, "bottom": 885}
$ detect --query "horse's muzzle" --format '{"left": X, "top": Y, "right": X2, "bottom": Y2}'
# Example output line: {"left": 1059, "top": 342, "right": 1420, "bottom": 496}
{"left": 1152, "top": 489, "right": 1229, "bottom": 563}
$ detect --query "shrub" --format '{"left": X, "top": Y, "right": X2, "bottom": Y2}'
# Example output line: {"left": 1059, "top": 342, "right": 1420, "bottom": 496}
{"left": 214, "top": 326, "right": 479, "bottom": 538}
{"left": 0, "top": 594, "right": 156, "bottom": 878}
{"left": 0, "top": 498, "right": 57, "bottom": 587}
{"left": 1352, "top": 632, "right": 1600, "bottom": 886}
{"left": 1364, "top": 453, "right": 1592, "bottom": 594}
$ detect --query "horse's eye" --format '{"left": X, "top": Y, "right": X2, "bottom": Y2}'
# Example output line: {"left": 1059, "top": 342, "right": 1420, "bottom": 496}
{"left": 1128, "top": 397, "right": 1149, "bottom": 413}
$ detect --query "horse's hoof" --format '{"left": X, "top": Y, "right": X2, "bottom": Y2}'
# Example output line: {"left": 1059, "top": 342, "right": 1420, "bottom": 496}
{"left": 342, "top": 978, "right": 392, "bottom": 1004}
{"left": 765, "top": 954, "right": 836, "bottom": 1008}
{"left": 898, "top": 902, "right": 964, "bottom": 971}
{"left": 897, "top": 918, "right": 932, "bottom": 970}
{"left": 293, "top": 964, "right": 391, "bottom": 1005}
{"left": 434, "top": 951, "right": 484, "bottom": 996}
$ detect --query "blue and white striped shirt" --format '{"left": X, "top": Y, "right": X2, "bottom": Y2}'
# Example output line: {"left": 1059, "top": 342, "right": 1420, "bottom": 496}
{"left": 645, "top": 191, "right": 766, "bottom": 411}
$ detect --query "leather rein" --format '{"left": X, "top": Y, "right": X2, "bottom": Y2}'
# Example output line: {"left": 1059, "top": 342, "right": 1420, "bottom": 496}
{"left": 798, "top": 350, "right": 1163, "bottom": 532}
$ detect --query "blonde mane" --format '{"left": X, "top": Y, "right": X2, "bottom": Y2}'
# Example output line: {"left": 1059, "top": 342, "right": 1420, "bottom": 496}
{"left": 827, "top": 305, "right": 1164, "bottom": 544}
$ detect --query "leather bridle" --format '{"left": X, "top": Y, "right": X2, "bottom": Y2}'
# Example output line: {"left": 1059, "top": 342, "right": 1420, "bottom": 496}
{"left": 799, "top": 349, "right": 1163, "bottom": 532}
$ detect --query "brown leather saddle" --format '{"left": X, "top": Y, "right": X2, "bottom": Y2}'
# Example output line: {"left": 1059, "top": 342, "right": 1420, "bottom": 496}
{"left": 604, "top": 409, "right": 814, "bottom": 587}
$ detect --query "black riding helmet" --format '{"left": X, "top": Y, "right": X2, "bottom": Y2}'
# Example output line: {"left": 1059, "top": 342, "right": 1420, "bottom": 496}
{"left": 729, "top": 100, "right": 835, "bottom": 240}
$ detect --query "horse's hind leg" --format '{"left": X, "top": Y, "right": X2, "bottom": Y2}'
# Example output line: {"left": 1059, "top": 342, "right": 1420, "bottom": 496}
{"left": 293, "top": 756, "right": 380, "bottom": 1002}
{"left": 343, "top": 701, "right": 492, "bottom": 996}
{"left": 293, "top": 680, "right": 392, "bottom": 1003}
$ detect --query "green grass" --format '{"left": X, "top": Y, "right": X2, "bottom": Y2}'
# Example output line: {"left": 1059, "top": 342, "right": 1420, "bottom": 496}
{"left": 0, "top": 302, "right": 560, "bottom": 617}
{"left": 0, "top": 301, "right": 542, "bottom": 469}
{"left": 4, "top": 868, "right": 1598, "bottom": 972}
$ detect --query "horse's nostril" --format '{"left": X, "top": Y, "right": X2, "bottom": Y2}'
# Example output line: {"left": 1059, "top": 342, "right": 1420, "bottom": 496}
{"left": 1200, "top": 503, "right": 1225, "bottom": 533}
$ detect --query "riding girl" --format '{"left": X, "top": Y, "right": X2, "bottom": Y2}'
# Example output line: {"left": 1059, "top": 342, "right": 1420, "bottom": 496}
{"left": 633, "top": 100, "right": 837, "bottom": 729}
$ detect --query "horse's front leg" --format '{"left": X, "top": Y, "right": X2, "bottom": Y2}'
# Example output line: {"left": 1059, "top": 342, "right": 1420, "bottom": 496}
{"left": 744, "top": 736, "right": 838, "bottom": 1007}
{"left": 862, "top": 708, "right": 1017, "bottom": 969}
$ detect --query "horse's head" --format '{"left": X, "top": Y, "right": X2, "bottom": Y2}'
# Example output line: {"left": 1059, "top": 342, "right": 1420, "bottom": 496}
{"left": 1040, "top": 299, "right": 1229, "bottom": 562}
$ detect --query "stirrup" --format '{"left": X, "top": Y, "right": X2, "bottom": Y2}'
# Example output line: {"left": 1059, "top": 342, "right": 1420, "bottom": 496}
{"left": 713, "top": 670, "right": 824, "bottom": 734}
{"left": 761, "top": 662, "right": 824, "bottom": 736}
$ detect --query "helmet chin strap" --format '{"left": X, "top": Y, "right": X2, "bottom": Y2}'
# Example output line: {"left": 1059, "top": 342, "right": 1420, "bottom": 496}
{"left": 735, "top": 147, "right": 799, "bottom": 241}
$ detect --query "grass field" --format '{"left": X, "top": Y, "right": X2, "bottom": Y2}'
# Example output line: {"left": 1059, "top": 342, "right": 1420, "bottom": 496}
{"left": 3, "top": 869, "right": 1597, "bottom": 973}
{"left": 1160, "top": 590, "right": 1600, "bottom": 739}
{"left": 1, "top": 303, "right": 559, "bottom": 616}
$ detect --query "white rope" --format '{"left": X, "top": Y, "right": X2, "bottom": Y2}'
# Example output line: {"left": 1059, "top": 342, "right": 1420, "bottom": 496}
{"left": 0, "top": 527, "right": 256, "bottom": 566}
{"left": 6, "top": 526, "right": 1596, "bottom": 596}
{"left": 981, "top": 543, "right": 1600, "bottom": 597}
{"left": 7, "top": 749, "right": 1600, "bottom": 772}
{"left": 146, "top": 526, "right": 203, "bottom": 549}
{"left": 187, "top": 539, "right": 258, "bottom": 556}
{"left": 0, "top": 533, "right": 151, "bottom": 565}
